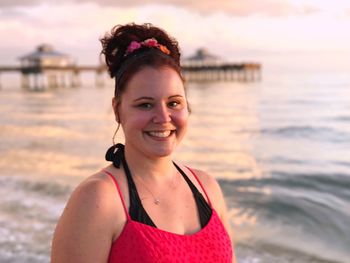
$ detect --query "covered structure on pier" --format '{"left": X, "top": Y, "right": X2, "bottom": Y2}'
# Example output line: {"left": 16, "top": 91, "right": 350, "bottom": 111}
{"left": 181, "top": 48, "right": 261, "bottom": 82}
{"left": 19, "top": 44, "right": 80, "bottom": 90}
{"left": 182, "top": 48, "right": 222, "bottom": 67}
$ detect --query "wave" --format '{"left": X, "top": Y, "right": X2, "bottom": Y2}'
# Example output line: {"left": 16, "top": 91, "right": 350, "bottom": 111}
{"left": 260, "top": 125, "right": 350, "bottom": 143}
{"left": 221, "top": 171, "right": 350, "bottom": 263}
{"left": 0, "top": 176, "right": 73, "bottom": 198}
{"left": 333, "top": 161, "right": 350, "bottom": 168}
{"left": 327, "top": 116, "right": 350, "bottom": 123}
{"left": 236, "top": 242, "right": 343, "bottom": 263}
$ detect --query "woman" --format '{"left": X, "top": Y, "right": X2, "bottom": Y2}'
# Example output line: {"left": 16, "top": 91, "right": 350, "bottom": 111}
{"left": 51, "top": 23, "right": 236, "bottom": 263}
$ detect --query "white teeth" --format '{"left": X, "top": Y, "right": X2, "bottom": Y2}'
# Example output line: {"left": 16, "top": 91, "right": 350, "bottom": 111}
{"left": 148, "top": 131, "right": 172, "bottom": 138}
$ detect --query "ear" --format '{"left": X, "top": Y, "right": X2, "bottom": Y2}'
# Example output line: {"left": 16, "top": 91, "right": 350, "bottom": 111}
{"left": 112, "top": 97, "right": 120, "bottom": 123}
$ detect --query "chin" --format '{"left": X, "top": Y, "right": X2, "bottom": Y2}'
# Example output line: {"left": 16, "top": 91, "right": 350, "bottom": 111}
{"left": 147, "top": 144, "right": 176, "bottom": 159}
{"left": 151, "top": 149, "right": 173, "bottom": 158}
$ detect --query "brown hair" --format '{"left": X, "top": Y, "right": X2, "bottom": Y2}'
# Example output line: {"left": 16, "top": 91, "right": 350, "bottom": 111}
{"left": 100, "top": 23, "right": 184, "bottom": 102}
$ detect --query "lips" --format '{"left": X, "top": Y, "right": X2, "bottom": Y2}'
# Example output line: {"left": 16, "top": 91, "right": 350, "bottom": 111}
{"left": 145, "top": 130, "right": 175, "bottom": 138}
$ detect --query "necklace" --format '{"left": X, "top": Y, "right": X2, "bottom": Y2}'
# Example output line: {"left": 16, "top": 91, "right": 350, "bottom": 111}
{"left": 133, "top": 172, "right": 179, "bottom": 205}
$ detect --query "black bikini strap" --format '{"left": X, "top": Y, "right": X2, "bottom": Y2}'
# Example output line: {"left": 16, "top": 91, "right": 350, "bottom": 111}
{"left": 173, "top": 162, "right": 202, "bottom": 196}
{"left": 173, "top": 162, "right": 212, "bottom": 227}
{"left": 119, "top": 148, "right": 157, "bottom": 227}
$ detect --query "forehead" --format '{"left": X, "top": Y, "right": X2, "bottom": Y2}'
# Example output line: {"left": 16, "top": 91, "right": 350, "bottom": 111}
{"left": 123, "top": 67, "right": 185, "bottom": 98}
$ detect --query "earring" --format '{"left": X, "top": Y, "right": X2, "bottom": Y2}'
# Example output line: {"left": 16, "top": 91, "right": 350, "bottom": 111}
{"left": 112, "top": 122, "right": 120, "bottom": 145}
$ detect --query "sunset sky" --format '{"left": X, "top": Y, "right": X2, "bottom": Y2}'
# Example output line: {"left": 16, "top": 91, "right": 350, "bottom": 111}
{"left": 1, "top": 0, "right": 350, "bottom": 70}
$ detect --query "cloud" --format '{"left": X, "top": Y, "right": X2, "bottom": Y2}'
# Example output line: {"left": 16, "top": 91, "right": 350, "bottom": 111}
{"left": 0, "top": 3, "right": 147, "bottom": 64}
{"left": 161, "top": 0, "right": 321, "bottom": 16}
{"left": 0, "top": 0, "right": 42, "bottom": 8}
{"left": 1, "top": 1, "right": 348, "bottom": 67}
{"left": 0, "top": 0, "right": 320, "bottom": 17}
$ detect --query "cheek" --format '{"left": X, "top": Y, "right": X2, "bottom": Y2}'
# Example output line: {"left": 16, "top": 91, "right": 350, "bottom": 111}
{"left": 172, "top": 110, "right": 189, "bottom": 128}
{"left": 121, "top": 111, "right": 151, "bottom": 130}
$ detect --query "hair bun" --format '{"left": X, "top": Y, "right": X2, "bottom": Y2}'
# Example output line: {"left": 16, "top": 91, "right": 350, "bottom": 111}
{"left": 100, "top": 23, "right": 181, "bottom": 78}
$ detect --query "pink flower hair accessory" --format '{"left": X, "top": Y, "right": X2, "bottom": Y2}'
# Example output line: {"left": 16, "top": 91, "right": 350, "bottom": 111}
{"left": 126, "top": 41, "right": 141, "bottom": 54}
{"left": 143, "top": 38, "right": 158, "bottom": 47}
{"left": 125, "top": 38, "right": 170, "bottom": 56}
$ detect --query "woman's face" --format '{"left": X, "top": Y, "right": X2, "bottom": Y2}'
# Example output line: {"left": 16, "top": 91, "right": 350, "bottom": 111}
{"left": 115, "top": 66, "right": 189, "bottom": 159}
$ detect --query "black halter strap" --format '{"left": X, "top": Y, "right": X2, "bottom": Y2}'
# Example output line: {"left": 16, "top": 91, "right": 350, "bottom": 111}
{"left": 105, "top": 144, "right": 212, "bottom": 228}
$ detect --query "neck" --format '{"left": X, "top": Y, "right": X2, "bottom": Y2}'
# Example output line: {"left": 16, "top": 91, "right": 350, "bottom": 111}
{"left": 123, "top": 143, "right": 176, "bottom": 182}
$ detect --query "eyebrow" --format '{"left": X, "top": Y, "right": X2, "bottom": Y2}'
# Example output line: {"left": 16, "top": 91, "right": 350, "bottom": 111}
{"left": 133, "top": 95, "right": 184, "bottom": 102}
{"left": 133, "top": 96, "right": 153, "bottom": 102}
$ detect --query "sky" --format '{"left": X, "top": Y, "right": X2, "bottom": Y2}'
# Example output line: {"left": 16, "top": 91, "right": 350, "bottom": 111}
{"left": 1, "top": 0, "right": 350, "bottom": 70}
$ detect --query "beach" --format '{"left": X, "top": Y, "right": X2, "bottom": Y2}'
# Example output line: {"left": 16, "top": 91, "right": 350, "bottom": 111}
{"left": 0, "top": 66, "right": 349, "bottom": 262}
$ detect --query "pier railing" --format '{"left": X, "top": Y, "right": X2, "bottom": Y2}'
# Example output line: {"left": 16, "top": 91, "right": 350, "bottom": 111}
{"left": 0, "top": 62, "right": 261, "bottom": 90}
{"left": 182, "top": 63, "right": 261, "bottom": 82}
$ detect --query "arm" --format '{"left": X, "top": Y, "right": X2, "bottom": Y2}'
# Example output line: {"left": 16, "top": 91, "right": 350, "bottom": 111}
{"left": 213, "top": 180, "right": 237, "bottom": 263}
{"left": 51, "top": 177, "right": 118, "bottom": 263}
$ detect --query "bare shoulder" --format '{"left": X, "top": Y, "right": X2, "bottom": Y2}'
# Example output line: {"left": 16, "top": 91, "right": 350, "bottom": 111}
{"left": 63, "top": 171, "right": 120, "bottom": 220}
{"left": 73, "top": 171, "right": 117, "bottom": 204}
{"left": 186, "top": 167, "right": 229, "bottom": 217}
{"left": 187, "top": 168, "right": 223, "bottom": 199}
{"left": 51, "top": 170, "right": 124, "bottom": 263}
{"left": 56, "top": 169, "right": 126, "bottom": 232}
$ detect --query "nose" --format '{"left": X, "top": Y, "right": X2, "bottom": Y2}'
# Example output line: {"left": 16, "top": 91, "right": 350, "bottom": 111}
{"left": 153, "top": 104, "right": 171, "bottom": 123}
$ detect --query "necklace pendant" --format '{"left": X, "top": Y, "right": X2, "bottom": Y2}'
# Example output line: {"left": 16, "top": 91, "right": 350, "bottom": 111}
{"left": 154, "top": 199, "right": 160, "bottom": 205}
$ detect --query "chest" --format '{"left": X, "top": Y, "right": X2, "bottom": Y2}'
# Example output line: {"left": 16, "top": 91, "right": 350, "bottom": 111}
{"left": 108, "top": 210, "right": 233, "bottom": 263}
{"left": 134, "top": 179, "right": 202, "bottom": 235}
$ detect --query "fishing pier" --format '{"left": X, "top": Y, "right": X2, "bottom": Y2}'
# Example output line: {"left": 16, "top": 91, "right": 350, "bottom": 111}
{"left": 0, "top": 45, "right": 261, "bottom": 90}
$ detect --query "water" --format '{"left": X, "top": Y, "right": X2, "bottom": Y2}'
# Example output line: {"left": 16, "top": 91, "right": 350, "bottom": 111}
{"left": 0, "top": 68, "right": 349, "bottom": 263}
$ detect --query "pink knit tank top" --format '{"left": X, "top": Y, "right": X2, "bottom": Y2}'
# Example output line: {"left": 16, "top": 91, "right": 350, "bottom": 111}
{"left": 104, "top": 168, "right": 233, "bottom": 263}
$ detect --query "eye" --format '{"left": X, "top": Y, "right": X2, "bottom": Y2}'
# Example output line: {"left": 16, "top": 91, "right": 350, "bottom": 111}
{"left": 168, "top": 101, "right": 181, "bottom": 108}
{"left": 137, "top": 103, "right": 153, "bottom": 109}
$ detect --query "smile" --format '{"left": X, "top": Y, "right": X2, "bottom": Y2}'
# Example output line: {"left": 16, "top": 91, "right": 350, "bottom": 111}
{"left": 145, "top": 130, "right": 175, "bottom": 138}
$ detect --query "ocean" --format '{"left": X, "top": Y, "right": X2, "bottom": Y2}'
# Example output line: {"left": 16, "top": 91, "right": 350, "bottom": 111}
{"left": 0, "top": 65, "right": 349, "bottom": 263}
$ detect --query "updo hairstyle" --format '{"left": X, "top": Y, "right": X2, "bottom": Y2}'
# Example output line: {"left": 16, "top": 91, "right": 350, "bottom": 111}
{"left": 100, "top": 23, "right": 183, "bottom": 102}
